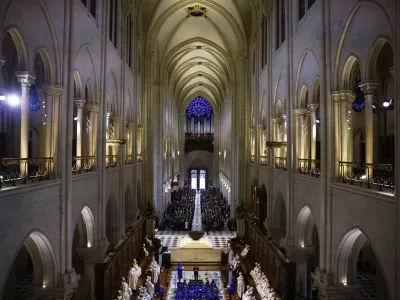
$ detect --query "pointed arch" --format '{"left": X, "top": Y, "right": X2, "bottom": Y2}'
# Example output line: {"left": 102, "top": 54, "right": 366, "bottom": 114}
{"left": 334, "top": 1, "right": 393, "bottom": 90}
{"left": 2, "top": 27, "right": 28, "bottom": 71}
{"left": 33, "top": 47, "right": 53, "bottom": 84}
{"left": 295, "top": 49, "right": 319, "bottom": 107}
{"left": 273, "top": 191, "right": 286, "bottom": 230}
{"left": 75, "top": 44, "right": 98, "bottom": 103}
{"left": 367, "top": 37, "right": 393, "bottom": 80}
{"left": 299, "top": 85, "right": 309, "bottom": 107}
{"left": 106, "top": 192, "right": 119, "bottom": 246}
{"left": 296, "top": 205, "right": 317, "bottom": 247}
{"left": 2, "top": 230, "right": 58, "bottom": 298}
{"left": 333, "top": 226, "right": 390, "bottom": 299}
{"left": 341, "top": 54, "right": 362, "bottom": 91}
{"left": 73, "top": 71, "right": 83, "bottom": 98}
{"left": 80, "top": 206, "right": 95, "bottom": 248}
{"left": 312, "top": 77, "right": 320, "bottom": 103}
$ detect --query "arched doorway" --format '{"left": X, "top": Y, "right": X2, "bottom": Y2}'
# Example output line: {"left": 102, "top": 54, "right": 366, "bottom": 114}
{"left": 2, "top": 231, "right": 57, "bottom": 299}
{"left": 273, "top": 192, "right": 287, "bottom": 246}
{"left": 296, "top": 206, "right": 320, "bottom": 299}
{"left": 72, "top": 206, "right": 96, "bottom": 298}
{"left": 335, "top": 228, "right": 390, "bottom": 299}
{"left": 125, "top": 185, "right": 136, "bottom": 230}
{"left": 106, "top": 194, "right": 119, "bottom": 249}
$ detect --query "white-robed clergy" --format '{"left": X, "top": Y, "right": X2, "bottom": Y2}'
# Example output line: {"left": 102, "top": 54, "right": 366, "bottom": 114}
{"left": 149, "top": 256, "right": 161, "bottom": 283}
{"left": 128, "top": 259, "right": 142, "bottom": 290}
{"left": 237, "top": 272, "right": 245, "bottom": 298}
{"left": 121, "top": 277, "right": 131, "bottom": 300}
{"left": 145, "top": 276, "right": 154, "bottom": 297}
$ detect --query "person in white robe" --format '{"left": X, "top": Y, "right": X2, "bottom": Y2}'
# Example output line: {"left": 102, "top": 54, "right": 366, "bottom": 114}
{"left": 145, "top": 276, "right": 154, "bottom": 297}
{"left": 149, "top": 256, "right": 161, "bottom": 283}
{"left": 128, "top": 259, "right": 142, "bottom": 290}
{"left": 237, "top": 272, "right": 245, "bottom": 298}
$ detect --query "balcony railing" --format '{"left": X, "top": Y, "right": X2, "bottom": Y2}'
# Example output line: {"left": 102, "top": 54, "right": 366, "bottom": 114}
{"left": 260, "top": 155, "right": 268, "bottom": 167}
{"left": 125, "top": 155, "right": 132, "bottom": 166}
{"left": 338, "top": 161, "right": 395, "bottom": 192}
{"left": 250, "top": 155, "right": 255, "bottom": 163}
{"left": 106, "top": 155, "right": 119, "bottom": 168}
{"left": 0, "top": 157, "right": 54, "bottom": 187}
{"left": 297, "top": 158, "right": 321, "bottom": 178}
{"left": 274, "top": 157, "right": 287, "bottom": 170}
{"left": 72, "top": 156, "right": 95, "bottom": 175}
{"left": 137, "top": 154, "right": 143, "bottom": 163}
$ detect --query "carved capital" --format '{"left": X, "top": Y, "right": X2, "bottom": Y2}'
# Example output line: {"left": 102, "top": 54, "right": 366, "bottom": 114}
{"left": 74, "top": 98, "right": 87, "bottom": 108}
{"left": 281, "top": 114, "right": 287, "bottom": 122}
{"left": 87, "top": 104, "right": 100, "bottom": 113}
{"left": 359, "top": 81, "right": 379, "bottom": 96}
{"left": 16, "top": 71, "right": 35, "bottom": 87}
{"left": 294, "top": 108, "right": 308, "bottom": 116}
{"left": 307, "top": 103, "right": 319, "bottom": 112}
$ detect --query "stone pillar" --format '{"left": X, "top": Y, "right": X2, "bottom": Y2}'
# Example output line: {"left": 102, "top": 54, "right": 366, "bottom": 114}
{"left": 40, "top": 86, "right": 62, "bottom": 174}
{"left": 282, "top": 114, "right": 287, "bottom": 157}
{"left": 16, "top": 72, "right": 35, "bottom": 172}
{"left": 127, "top": 122, "right": 134, "bottom": 158}
{"left": 302, "top": 112, "right": 310, "bottom": 159}
{"left": 77, "top": 244, "right": 109, "bottom": 300}
{"left": 272, "top": 118, "right": 278, "bottom": 159}
{"left": 87, "top": 104, "right": 99, "bottom": 158}
{"left": 74, "top": 99, "right": 87, "bottom": 161}
{"left": 308, "top": 103, "right": 319, "bottom": 161}
{"left": 332, "top": 93, "right": 341, "bottom": 177}
{"left": 294, "top": 110, "right": 301, "bottom": 160}
{"left": 340, "top": 93, "right": 350, "bottom": 163}
{"left": 360, "top": 82, "right": 379, "bottom": 177}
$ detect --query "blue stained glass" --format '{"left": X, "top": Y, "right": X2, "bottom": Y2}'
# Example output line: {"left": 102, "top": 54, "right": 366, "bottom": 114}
{"left": 29, "top": 76, "right": 40, "bottom": 112}
{"left": 187, "top": 97, "right": 212, "bottom": 119}
{"left": 352, "top": 77, "right": 365, "bottom": 112}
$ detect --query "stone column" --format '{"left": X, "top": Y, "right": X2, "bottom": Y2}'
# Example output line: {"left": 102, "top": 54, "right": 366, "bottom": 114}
{"left": 127, "top": 122, "right": 134, "bottom": 159}
{"left": 308, "top": 103, "right": 319, "bottom": 161}
{"left": 282, "top": 114, "right": 287, "bottom": 157}
{"left": 332, "top": 93, "right": 341, "bottom": 177}
{"left": 272, "top": 118, "right": 278, "bottom": 160}
{"left": 360, "top": 82, "right": 379, "bottom": 177}
{"left": 340, "top": 93, "right": 350, "bottom": 163}
{"left": 74, "top": 99, "right": 87, "bottom": 161}
{"left": 77, "top": 244, "right": 109, "bottom": 300}
{"left": 294, "top": 110, "right": 302, "bottom": 160}
{"left": 16, "top": 72, "right": 35, "bottom": 172}
{"left": 87, "top": 104, "right": 99, "bottom": 158}
{"left": 41, "top": 86, "right": 62, "bottom": 174}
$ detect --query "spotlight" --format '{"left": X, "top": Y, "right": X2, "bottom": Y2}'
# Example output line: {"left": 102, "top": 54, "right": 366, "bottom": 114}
{"left": 360, "top": 175, "right": 366, "bottom": 179}
{"left": 74, "top": 117, "right": 78, "bottom": 121}
{"left": 0, "top": 95, "right": 6, "bottom": 101}
{"left": 7, "top": 95, "right": 20, "bottom": 106}
{"left": 383, "top": 99, "right": 393, "bottom": 107}
{"left": 42, "top": 284, "right": 47, "bottom": 288}
{"left": 372, "top": 103, "right": 378, "bottom": 110}
{"left": 87, "top": 242, "right": 92, "bottom": 248}
{"left": 316, "top": 119, "right": 320, "bottom": 124}
{"left": 301, "top": 243, "right": 305, "bottom": 248}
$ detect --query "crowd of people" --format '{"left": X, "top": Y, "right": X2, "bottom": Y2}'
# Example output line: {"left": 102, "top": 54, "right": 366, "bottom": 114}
{"left": 200, "top": 187, "right": 230, "bottom": 231}
{"left": 175, "top": 279, "right": 219, "bottom": 300}
{"left": 163, "top": 187, "right": 195, "bottom": 230}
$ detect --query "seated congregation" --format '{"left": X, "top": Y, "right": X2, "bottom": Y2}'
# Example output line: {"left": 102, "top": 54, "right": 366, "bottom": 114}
{"left": 163, "top": 187, "right": 195, "bottom": 230}
{"left": 201, "top": 187, "right": 230, "bottom": 231}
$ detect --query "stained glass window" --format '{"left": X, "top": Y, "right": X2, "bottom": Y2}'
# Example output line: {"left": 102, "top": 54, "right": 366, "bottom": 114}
{"left": 187, "top": 97, "right": 212, "bottom": 119}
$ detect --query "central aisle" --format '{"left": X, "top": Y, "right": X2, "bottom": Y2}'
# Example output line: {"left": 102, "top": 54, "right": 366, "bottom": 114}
{"left": 192, "top": 191, "right": 203, "bottom": 231}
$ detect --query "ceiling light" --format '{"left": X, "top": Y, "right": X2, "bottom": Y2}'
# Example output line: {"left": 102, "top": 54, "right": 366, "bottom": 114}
{"left": 74, "top": 117, "right": 78, "bottom": 121}
{"left": 0, "top": 95, "right": 6, "bottom": 101}
{"left": 316, "top": 119, "right": 320, "bottom": 124}
{"left": 383, "top": 101, "right": 390, "bottom": 107}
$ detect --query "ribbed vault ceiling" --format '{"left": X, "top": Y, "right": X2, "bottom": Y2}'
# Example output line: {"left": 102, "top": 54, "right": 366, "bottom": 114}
{"left": 138, "top": 0, "right": 254, "bottom": 112}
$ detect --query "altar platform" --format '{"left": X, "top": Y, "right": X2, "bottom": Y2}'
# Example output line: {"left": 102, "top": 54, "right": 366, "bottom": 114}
{"left": 171, "top": 248, "right": 221, "bottom": 266}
